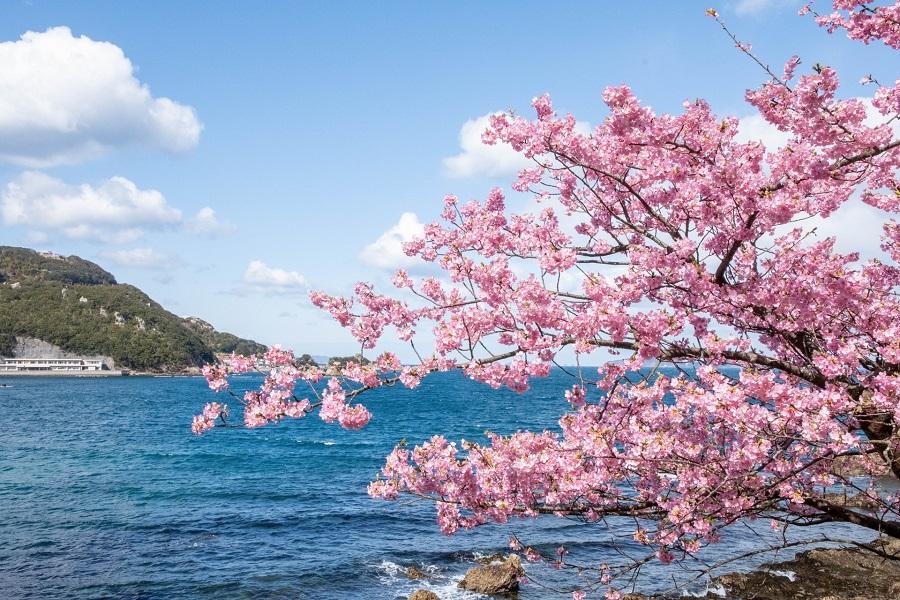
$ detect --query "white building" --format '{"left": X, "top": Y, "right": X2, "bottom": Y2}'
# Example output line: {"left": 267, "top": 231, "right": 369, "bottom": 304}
{"left": 0, "top": 357, "right": 105, "bottom": 372}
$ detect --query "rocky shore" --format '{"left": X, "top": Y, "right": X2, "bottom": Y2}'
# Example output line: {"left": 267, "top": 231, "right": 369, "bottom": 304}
{"left": 404, "top": 538, "right": 900, "bottom": 599}
{"left": 707, "top": 536, "right": 900, "bottom": 600}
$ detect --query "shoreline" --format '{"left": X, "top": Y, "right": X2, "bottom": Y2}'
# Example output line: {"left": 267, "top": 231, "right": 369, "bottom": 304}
{"left": 610, "top": 537, "right": 900, "bottom": 600}
{"left": 0, "top": 370, "right": 126, "bottom": 377}
{"left": 0, "top": 370, "right": 203, "bottom": 378}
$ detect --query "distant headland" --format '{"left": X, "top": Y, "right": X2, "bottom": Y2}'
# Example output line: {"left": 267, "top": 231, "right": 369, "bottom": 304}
{"left": 0, "top": 246, "right": 267, "bottom": 374}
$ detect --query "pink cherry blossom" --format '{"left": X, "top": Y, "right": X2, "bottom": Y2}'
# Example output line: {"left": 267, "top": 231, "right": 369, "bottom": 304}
{"left": 193, "top": 2, "right": 900, "bottom": 592}
{"left": 191, "top": 402, "right": 228, "bottom": 434}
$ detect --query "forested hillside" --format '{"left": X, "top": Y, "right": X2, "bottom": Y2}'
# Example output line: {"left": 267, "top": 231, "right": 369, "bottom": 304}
{"left": 0, "top": 247, "right": 266, "bottom": 371}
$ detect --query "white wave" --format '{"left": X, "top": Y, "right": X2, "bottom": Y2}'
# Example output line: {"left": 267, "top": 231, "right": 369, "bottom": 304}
{"left": 763, "top": 569, "right": 796, "bottom": 581}
{"left": 469, "top": 551, "right": 501, "bottom": 563}
{"left": 372, "top": 560, "right": 445, "bottom": 586}
{"left": 370, "top": 561, "right": 488, "bottom": 600}
{"left": 426, "top": 579, "right": 490, "bottom": 599}
{"left": 681, "top": 582, "right": 727, "bottom": 597}
{"left": 374, "top": 559, "right": 404, "bottom": 581}
{"left": 293, "top": 439, "right": 337, "bottom": 446}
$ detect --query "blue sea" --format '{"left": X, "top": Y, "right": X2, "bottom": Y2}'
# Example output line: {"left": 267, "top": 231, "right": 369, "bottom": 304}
{"left": 0, "top": 371, "right": 872, "bottom": 599}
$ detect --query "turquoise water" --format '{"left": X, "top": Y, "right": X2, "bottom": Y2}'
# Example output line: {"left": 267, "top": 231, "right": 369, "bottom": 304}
{"left": 0, "top": 371, "right": 870, "bottom": 599}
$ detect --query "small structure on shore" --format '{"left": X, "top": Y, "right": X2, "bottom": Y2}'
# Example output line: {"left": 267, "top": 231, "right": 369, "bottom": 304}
{"left": 0, "top": 356, "right": 106, "bottom": 373}
{"left": 0, "top": 336, "right": 120, "bottom": 375}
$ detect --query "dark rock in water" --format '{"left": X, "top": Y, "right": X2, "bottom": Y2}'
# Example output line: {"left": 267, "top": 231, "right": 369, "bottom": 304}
{"left": 715, "top": 537, "right": 900, "bottom": 600}
{"left": 458, "top": 554, "right": 524, "bottom": 596}
{"left": 405, "top": 566, "right": 429, "bottom": 580}
{"left": 830, "top": 454, "right": 887, "bottom": 477}
{"left": 408, "top": 590, "right": 440, "bottom": 600}
{"left": 822, "top": 491, "right": 882, "bottom": 511}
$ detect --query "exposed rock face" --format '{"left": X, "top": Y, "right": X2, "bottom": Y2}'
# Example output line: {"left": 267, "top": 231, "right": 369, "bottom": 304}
{"left": 183, "top": 316, "right": 215, "bottom": 332}
{"left": 830, "top": 454, "right": 888, "bottom": 477}
{"left": 9, "top": 336, "right": 114, "bottom": 368}
{"left": 457, "top": 554, "right": 524, "bottom": 596}
{"left": 715, "top": 537, "right": 900, "bottom": 600}
{"left": 822, "top": 491, "right": 882, "bottom": 511}
{"left": 408, "top": 590, "right": 440, "bottom": 600}
{"left": 405, "top": 566, "right": 429, "bottom": 580}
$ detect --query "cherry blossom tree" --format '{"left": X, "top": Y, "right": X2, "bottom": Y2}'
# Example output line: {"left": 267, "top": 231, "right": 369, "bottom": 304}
{"left": 196, "top": 2, "right": 900, "bottom": 597}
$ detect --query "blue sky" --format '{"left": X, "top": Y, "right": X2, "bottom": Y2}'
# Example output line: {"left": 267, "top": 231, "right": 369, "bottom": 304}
{"left": 0, "top": 0, "right": 897, "bottom": 358}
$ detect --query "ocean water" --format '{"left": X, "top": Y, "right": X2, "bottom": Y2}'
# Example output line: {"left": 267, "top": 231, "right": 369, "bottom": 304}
{"left": 0, "top": 371, "right": 871, "bottom": 599}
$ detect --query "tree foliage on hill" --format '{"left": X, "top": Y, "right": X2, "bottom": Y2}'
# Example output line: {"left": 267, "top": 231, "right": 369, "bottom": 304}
{"left": 0, "top": 247, "right": 266, "bottom": 371}
{"left": 326, "top": 354, "right": 370, "bottom": 368}
{"left": 0, "top": 247, "right": 117, "bottom": 285}
{"left": 296, "top": 353, "right": 319, "bottom": 367}
{"left": 181, "top": 317, "right": 267, "bottom": 356}
{"left": 0, "top": 279, "right": 214, "bottom": 370}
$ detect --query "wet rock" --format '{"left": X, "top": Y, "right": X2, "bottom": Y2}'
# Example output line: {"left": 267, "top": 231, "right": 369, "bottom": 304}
{"left": 822, "top": 491, "right": 882, "bottom": 511}
{"left": 458, "top": 554, "right": 524, "bottom": 596}
{"left": 408, "top": 590, "right": 440, "bottom": 600}
{"left": 714, "top": 537, "right": 900, "bottom": 600}
{"left": 475, "top": 552, "right": 507, "bottom": 565}
{"left": 831, "top": 455, "right": 887, "bottom": 477}
{"left": 405, "top": 566, "right": 429, "bottom": 580}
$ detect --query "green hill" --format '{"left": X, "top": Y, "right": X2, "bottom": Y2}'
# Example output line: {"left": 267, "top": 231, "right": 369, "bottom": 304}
{"left": 181, "top": 316, "right": 268, "bottom": 357}
{"left": 0, "top": 247, "right": 266, "bottom": 371}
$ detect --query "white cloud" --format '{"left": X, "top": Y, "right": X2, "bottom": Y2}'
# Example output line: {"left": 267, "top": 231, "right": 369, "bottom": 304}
{"left": 100, "top": 247, "right": 182, "bottom": 269}
{"left": 1, "top": 172, "right": 234, "bottom": 244}
{"left": 740, "top": 95, "right": 898, "bottom": 264}
{"left": 443, "top": 112, "right": 592, "bottom": 179}
{"left": 813, "top": 200, "right": 889, "bottom": 262}
{"left": 735, "top": 114, "right": 791, "bottom": 149}
{"left": 243, "top": 260, "right": 307, "bottom": 293}
{"left": 0, "top": 26, "right": 201, "bottom": 167}
{"left": 861, "top": 96, "right": 900, "bottom": 136}
{"left": 185, "top": 206, "right": 235, "bottom": 236}
{"left": 360, "top": 212, "right": 426, "bottom": 270}
{"left": 1, "top": 171, "right": 182, "bottom": 243}
{"left": 443, "top": 113, "right": 532, "bottom": 178}
{"left": 736, "top": 97, "right": 898, "bottom": 151}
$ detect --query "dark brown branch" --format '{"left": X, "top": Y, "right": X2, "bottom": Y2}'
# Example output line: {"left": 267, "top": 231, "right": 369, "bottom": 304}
{"left": 805, "top": 497, "right": 900, "bottom": 539}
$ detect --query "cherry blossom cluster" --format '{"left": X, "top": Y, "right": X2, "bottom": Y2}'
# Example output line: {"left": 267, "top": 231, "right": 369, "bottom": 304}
{"left": 191, "top": 401, "right": 228, "bottom": 434}
{"left": 804, "top": 0, "right": 900, "bottom": 48}
{"left": 194, "top": 348, "right": 381, "bottom": 432}
{"left": 195, "top": 3, "right": 900, "bottom": 596}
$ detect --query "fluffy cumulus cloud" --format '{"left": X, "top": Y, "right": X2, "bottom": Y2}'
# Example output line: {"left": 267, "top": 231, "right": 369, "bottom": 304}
{"left": 100, "top": 247, "right": 182, "bottom": 269}
{"left": 737, "top": 97, "right": 898, "bottom": 150}
{"left": 1, "top": 171, "right": 182, "bottom": 243}
{"left": 185, "top": 206, "right": 236, "bottom": 237}
{"left": 739, "top": 97, "right": 899, "bottom": 263}
{"left": 243, "top": 260, "right": 307, "bottom": 294}
{"left": 735, "top": 114, "right": 792, "bottom": 149}
{"left": 0, "top": 26, "right": 201, "bottom": 167}
{"left": 359, "top": 212, "right": 425, "bottom": 270}
{"left": 442, "top": 113, "right": 532, "bottom": 178}
{"left": 443, "top": 112, "right": 592, "bottom": 179}
{"left": 1, "top": 172, "right": 234, "bottom": 243}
